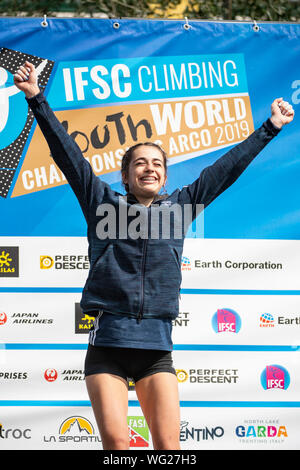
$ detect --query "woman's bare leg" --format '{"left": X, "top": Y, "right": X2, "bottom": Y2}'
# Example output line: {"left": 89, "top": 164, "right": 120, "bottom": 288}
{"left": 85, "top": 373, "right": 129, "bottom": 450}
{"left": 135, "top": 372, "right": 181, "bottom": 450}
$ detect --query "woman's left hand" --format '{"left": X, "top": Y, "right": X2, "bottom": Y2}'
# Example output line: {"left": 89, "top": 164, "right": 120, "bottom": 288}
{"left": 270, "top": 98, "right": 295, "bottom": 129}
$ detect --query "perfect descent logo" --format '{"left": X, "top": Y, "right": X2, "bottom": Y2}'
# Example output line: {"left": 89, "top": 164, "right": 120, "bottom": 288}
{"left": 260, "top": 365, "right": 290, "bottom": 390}
{"left": 0, "top": 48, "right": 54, "bottom": 198}
{"left": 212, "top": 308, "right": 241, "bottom": 333}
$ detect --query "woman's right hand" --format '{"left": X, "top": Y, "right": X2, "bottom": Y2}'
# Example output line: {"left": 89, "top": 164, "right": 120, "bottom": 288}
{"left": 13, "top": 61, "right": 40, "bottom": 99}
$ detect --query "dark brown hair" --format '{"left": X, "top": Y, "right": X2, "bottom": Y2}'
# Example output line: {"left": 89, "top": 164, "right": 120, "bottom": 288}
{"left": 121, "top": 142, "right": 168, "bottom": 193}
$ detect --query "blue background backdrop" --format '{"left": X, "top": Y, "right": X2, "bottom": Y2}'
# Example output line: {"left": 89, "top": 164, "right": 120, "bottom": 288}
{"left": 0, "top": 18, "right": 299, "bottom": 239}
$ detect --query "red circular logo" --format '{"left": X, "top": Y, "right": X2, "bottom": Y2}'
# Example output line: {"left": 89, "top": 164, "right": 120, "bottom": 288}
{"left": 44, "top": 368, "right": 58, "bottom": 382}
{"left": 0, "top": 312, "right": 7, "bottom": 325}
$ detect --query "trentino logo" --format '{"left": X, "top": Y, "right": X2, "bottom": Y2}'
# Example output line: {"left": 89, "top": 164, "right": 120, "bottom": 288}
{"left": 260, "top": 365, "right": 290, "bottom": 390}
{"left": 212, "top": 308, "right": 241, "bottom": 333}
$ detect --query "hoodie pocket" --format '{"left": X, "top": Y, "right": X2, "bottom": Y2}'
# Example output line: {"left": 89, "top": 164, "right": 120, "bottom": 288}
{"left": 86, "top": 244, "right": 112, "bottom": 289}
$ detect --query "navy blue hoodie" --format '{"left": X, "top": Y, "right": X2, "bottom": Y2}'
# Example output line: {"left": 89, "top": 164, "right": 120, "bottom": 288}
{"left": 27, "top": 92, "right": 281, "bottom": 320}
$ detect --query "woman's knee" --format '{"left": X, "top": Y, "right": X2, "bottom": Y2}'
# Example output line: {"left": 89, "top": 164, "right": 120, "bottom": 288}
{"left": 152, "top": 433, "right": 180, "bottom": 450}
{"left": 101, "top": 431, "right": 130, "bottom": 450}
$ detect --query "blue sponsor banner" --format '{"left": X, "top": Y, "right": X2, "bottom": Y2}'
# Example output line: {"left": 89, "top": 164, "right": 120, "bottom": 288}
{"left": 47, "top": 54, "right": 248, "bottom": 108}
{"left": 0, "top": 18, "right": 299, "bottom": 238}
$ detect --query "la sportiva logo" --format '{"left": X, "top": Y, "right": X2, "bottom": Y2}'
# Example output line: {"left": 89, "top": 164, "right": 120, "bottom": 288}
{"left": 260, "top": 365, "right": 290, "bottom": 390}
{"left": 43, "top": 416, "right": 100, "bottom": 444}
{"left": 212, "top": 308, "right": 241, "bottom": 333}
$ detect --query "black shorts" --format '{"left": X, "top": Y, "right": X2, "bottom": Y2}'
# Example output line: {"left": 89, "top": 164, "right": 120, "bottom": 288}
{"left": 84, "top": 344, "right": 176, "bottom": 384}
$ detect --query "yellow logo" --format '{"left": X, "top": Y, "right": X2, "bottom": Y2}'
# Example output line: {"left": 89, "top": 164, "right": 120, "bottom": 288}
{"left": 0, "top": 250, "right": 12, "bottom": 268}
{"left": 81, "top": 314, "right": 96, "bottom": 326}
{"left": 59, "top": 416, "right": 94, "bottom": 435}
{"left": 40, "top": 256, "right": 54, "bottom": 269}
{"left": 176, "top": 369, "right": 189, "bottom": 383}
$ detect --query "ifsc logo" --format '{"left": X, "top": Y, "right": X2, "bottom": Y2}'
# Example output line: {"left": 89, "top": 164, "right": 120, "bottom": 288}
{"left": 260, "top": 364, "right": 290, "bottom": 390}
{"left": 0, "top": 59, "right": 49, "bottom": 151}
{"left": 0, "top": 66, "right": 28, "bottom": 150}
{"left": 212, "top": 308, "right": 241, "bottom": 333}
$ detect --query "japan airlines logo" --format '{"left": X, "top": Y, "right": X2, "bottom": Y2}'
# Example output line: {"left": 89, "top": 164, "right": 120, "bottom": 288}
{"left": 44, "top": 368, "right": 58, "bottom": 382}
{"left": 0, "top": 312, "right": 7, "bottom": 325}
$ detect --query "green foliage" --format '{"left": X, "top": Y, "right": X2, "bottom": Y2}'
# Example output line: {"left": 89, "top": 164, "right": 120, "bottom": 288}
{"left": 0, "top": 0, "right": 299, "bottom": 21}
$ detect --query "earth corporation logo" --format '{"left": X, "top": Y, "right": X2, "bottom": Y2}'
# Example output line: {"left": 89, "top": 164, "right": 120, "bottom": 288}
{"left": 260, "top": 313, "right": 275, "bottom": 327}
{"left": 212, "top": 308, "right": 241, "bottom": 333}
{"left": 260, "top": 365, "right": 290, "bottom": 390}
{"left": 181, "top": 256, "right": 191, "bottom": 271}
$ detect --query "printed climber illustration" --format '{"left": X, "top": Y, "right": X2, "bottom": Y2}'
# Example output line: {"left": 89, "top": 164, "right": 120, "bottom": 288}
{"left": 0, "top": 59, "right": 48, "bottom": 140}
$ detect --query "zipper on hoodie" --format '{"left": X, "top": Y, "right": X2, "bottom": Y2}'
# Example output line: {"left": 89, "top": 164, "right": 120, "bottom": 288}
{"left": 138, "top": 239, "right": 147, "bottom": 323}
{"left": 137, "top": 237, "right": 148, "bottom": 323}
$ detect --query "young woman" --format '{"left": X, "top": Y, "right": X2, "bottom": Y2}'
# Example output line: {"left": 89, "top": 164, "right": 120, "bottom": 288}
{"left": 14, "top": 61, "right": 294, "bottom": 450}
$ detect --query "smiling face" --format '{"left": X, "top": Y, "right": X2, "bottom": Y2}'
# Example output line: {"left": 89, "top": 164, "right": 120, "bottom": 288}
{"left": 122, "top": 144, "right": 167, "bottom": 202}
